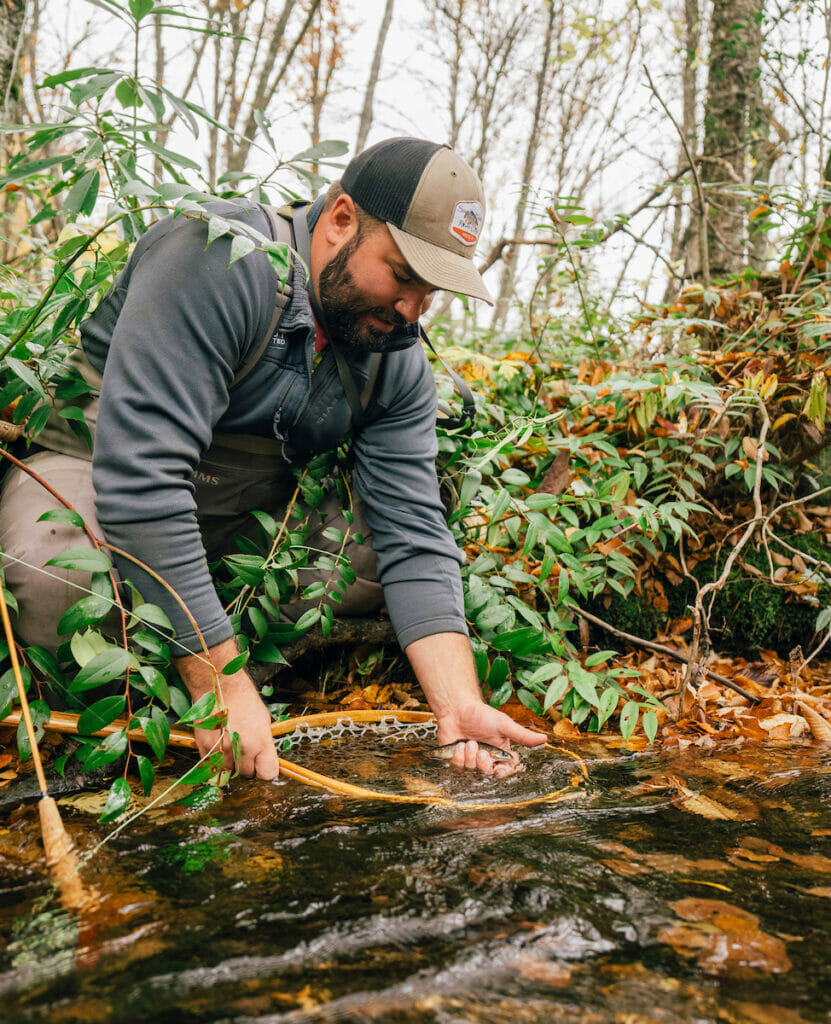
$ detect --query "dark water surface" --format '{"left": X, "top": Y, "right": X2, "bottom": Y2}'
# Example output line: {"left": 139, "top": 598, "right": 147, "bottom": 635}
{"left": 1, "top": 738, "right": 829, "bottom": 1024}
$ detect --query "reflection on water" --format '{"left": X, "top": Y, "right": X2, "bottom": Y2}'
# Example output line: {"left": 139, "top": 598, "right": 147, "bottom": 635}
{"left": 1, "top": 739, "right": 830, "bottom": 1023}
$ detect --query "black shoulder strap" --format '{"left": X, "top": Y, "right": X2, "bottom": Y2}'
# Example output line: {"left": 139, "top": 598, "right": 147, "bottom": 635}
{"left": 231, "top": 207, "right": 294, "bottom": 387}
{"left": 419, "top": 325, "right": 476, "bottom": 432}
{"left": 288, "top": 203, "right": 382, "bottom": 432}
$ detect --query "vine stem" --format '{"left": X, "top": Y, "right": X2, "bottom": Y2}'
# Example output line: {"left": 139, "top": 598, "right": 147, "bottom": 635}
{"left": 227, "top": 481, "right": 303, "bottom": 618}
{"left": 643, "top": 64, "right": 710, "bottom": 289}
{"left": 679, "top": 393, "right": 770, "bottom": 715}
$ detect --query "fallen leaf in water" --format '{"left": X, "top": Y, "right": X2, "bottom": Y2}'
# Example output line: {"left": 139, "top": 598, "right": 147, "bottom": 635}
{"left": 811, "top": 828, "right": 831, "bottom": 837}
{"left": 667, "top": 776, "right": 744, "bottom": 820}
{"left": 597, "top": 840, "right": 732, "bottom": 877}
{"left": 351, "top": 758, "right": 385, "bottom": 780}
{"left": 239, "top": 852, "right": 284, "bottom": 873}
{"left": 295, "top": 984, "right": 326, "bottom": 1011}
{"left": 550, "top": 719, "right": 581, "bottom": 739}
{"left": 658, "top": 898, "right": 791, "bottom": 977}
{"left": 740, "top": 837, "right": 831, "bottom": 873}
{"left": 514, "top": 957, "right": 573, "bottom": 986}
{"left": 400, "top": 774, "right": 446, "bottom": 798}
{"left": 722, "top": 1000, "right": 814, "bottom": 1024}
{"left": 728, "top": 846, "right": 780, "bottom": 865}
{"left": 797, "top": 886, "right": 831, "bottom": 898}
{"left": 601, "top": 734, "right": 649, "bottom": 750}
{"left": 47, "top": 997, "right": 114, "bottom": 1023}
{"left": 696, "top": 759, "right": 756, "bottom": 782}
{"left": 601, "top": 857, "right": 651, "bottom": 877}
{"left": 468, "top": 862, "right": 537, "bottom": 887}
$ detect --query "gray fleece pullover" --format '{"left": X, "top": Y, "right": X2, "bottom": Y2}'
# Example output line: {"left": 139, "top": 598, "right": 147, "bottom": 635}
{"left": 78, "top": 198, "right": 466, "bottom": 653}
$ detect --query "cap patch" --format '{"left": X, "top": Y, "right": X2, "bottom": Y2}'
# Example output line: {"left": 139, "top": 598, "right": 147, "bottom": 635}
{"left": 449, "top": 201, "right": 483, "bottom": 246}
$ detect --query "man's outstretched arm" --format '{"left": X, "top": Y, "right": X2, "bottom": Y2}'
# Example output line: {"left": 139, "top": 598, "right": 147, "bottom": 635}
{"left": 174, "top": 638, "right": 279, "bottom": 780}
{"left": 405, "top": 631, "right": 547, "bottom": 777}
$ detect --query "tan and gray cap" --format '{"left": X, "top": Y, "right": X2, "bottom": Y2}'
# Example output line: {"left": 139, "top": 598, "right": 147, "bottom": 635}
{"left": 341, "top": 137, "right": 493, "bottom": 305}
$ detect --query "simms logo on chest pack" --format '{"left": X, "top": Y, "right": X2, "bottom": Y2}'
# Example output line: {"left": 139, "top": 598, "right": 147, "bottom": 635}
{"left": 449, "top": 201, "right": 483, "bottom": 246}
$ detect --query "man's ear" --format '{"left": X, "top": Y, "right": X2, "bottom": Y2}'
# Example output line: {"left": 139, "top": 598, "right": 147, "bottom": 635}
{"left": 323, "top": 193, "right": 359, "bottom": 246}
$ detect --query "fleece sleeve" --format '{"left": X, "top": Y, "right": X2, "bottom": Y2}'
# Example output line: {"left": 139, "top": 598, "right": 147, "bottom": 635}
{"left": 91, "top": 210, "right": 277, "bottom": 652}
{"left": 351, "top": 348, "right": 468, "bottom": 649}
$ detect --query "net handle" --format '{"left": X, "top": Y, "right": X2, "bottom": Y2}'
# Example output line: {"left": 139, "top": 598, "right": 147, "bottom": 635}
{"left": 0, "top": 707, "right": 436, "bottom": 749}
{"left": 1, "top": 708, "right": 588, "bottom": 810}
{"left": 271, "top": 709, "right": 435, "bottom": 736}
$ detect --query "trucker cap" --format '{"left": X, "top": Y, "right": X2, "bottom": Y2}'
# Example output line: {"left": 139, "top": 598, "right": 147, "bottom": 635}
{"left": 341, "top": 137, "right": 493, "bottom": 305}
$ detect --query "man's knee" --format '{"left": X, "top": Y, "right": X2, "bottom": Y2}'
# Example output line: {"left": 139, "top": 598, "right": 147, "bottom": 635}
{"left": 285, "top": 488, "right": 383, "bottom": 620}
{"left": 0, "top": 453, "right": 117, "bottom": 651}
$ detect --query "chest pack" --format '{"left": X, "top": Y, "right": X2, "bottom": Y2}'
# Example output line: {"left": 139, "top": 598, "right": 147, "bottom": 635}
{"left": 233, "top": 202, "right": 475, "bottom": 434}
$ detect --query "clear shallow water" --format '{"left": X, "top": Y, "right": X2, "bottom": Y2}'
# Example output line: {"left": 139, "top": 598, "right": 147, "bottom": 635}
{"left": 0, "top": 739, "right": 830, "bottom": 1024}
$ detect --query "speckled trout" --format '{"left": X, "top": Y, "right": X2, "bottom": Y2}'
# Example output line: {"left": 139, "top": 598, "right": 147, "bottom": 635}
{"left": 428, "top": 740, "right": 517, "bottom": 763}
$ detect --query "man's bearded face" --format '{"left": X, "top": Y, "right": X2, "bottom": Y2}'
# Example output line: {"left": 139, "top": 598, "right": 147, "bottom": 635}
{"left": 317, "top": 232, "right": 409, "bottom": 352}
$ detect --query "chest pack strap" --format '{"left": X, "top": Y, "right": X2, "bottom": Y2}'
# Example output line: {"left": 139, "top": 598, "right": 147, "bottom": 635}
{"left": 235, "top": 202, "right": 382, "bottom": 431}
{"left": 287, "top": 203, "right": 381, "bottom": 432}
{"left": 231, "top": 209, "right": 294, "bottom": 388}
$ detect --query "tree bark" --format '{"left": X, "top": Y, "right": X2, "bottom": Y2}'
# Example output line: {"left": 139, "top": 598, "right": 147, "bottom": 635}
{"left": 224, "top": 0, "right": 313, "bottom": 176}
{"left": 0, "top": 0, "right": 27, "bottom": 119}
{"left": 355, "top": 0, "right": 394, "bottom": 153}
{"left": 665, "top": 0, "right": 702, "bottom": 293}
{"left": 702, "top": 0, "right": 766, "bottom": 276}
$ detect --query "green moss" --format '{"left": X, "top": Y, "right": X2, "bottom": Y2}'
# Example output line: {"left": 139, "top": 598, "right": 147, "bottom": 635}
{"left": 593, "top": 534, "right": 830, "bottom": 656}
{"left": 586, "top": 589, "right": 663, "bottom": 641}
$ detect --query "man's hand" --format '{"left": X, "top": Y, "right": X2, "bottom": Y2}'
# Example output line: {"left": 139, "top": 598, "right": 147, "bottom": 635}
{"left": 435, "top": 700, "right": 546, "bottom": 778}
{"left": 405, "top": 632, "right": 547, "bottom": 778}
{"left": 174, "top": 639, "right": 279, "bottom": 781}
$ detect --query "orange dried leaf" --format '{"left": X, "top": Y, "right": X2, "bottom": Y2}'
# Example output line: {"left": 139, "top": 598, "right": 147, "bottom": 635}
{"left": 798, "top": 702, "right": 831, "bottom": 742}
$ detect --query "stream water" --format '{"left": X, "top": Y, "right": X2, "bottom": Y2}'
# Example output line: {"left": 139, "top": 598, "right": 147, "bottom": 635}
{"left": 0, "top": 736, "right": 829, "bottom": 1024}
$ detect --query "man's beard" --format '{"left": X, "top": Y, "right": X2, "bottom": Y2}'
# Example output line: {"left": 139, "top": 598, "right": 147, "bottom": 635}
{"left": 317, "top": 235, "right": 409, "bottom": 352}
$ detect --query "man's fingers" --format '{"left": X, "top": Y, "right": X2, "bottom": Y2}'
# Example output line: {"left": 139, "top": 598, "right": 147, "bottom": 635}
{"left": 476, "top": 746, "right": 495, "bottom": 776}
{"left": 506, "top": 720, "right": 547, "bottom": 748}
{"left": 254, "top": 746, "right": 280, "bottom": 781}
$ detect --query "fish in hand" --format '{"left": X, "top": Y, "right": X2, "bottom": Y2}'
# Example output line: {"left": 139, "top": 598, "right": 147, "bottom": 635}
{"left": 428, "top": 739, "right": 520, "bottom": 765}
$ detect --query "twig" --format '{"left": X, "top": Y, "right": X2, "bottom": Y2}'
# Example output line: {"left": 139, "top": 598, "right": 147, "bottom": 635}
{"left": 643, "top": 64, "right": 711, "bottom": 287}
{"left": 680, "top": 393, "right": 771, "bottom": 712}
{"left": 477, "top": 236, "right": 559, "bottom": 275}
{"left": 793, "top": 202, "right": 831, "bottom": 292}
{"left": 574, "top": 606, "right": 759, "bottom": 704}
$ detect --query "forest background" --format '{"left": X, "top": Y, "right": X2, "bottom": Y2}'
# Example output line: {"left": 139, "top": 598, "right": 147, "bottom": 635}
{"left": 0, "top": 0, "right": 830, "bottom": 814}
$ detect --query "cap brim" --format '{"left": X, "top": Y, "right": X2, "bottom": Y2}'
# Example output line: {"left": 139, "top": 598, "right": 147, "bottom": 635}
{"left": 387, "top": 223, "right": 494, "bottom": 305}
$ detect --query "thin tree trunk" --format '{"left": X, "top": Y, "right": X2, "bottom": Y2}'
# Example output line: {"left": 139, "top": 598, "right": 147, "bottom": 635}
{"left": 665, "top": 0, "right": 702, "bottom": 294}
{"left": 226, "top": 0, "right": 321, "bottom": 175}
{"left": 491, "top": 0, "right": 556, "bottom": 330}
{"left": 0, "top": 0, "right": 27, "bottom": 119}
{"left": 702, "top": 0, "right": 766, "bottom": 276}
{"left": 746, "top": 2, "right": 775, "bottom": 269}
{"left": 355, "top": 0, "right": 394, "bottom": 153}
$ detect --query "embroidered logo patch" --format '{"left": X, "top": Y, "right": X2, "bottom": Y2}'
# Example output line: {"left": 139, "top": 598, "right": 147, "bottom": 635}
{"left": 449, "top": 201, "right": 483, "bottom": 246}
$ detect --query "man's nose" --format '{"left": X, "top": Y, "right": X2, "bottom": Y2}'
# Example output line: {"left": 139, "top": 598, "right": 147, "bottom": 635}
{"left": 395, "top": 288, "right": 435, "bottom": 323}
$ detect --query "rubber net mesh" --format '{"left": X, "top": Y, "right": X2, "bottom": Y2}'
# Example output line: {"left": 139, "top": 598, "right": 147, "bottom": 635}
{"left": 276, "top": 715, "right": 438, "bottom": 751}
